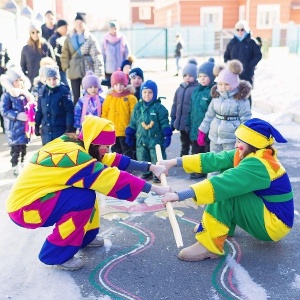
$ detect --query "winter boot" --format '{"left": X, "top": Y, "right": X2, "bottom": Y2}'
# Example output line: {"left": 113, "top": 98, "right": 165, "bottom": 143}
{"left": 178, "top": 242, "right": 219, "bottom": 262}
{"left": 59, "top": 256, "right": 84, "bottom": 271}
{"left": 87, "top": 236, "right": 104, "bottom": 248}
{"left": 12, "top": 165, "right": 19, "bottom": 177}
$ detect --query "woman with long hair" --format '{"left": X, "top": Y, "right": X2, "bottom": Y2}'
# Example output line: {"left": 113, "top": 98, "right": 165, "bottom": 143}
{"left": 20, "top": 22, "right": 55, "bottom": 87}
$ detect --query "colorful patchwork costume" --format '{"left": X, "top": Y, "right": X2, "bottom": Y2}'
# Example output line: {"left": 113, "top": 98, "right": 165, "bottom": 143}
{"left": 165, "top": 118, "right": 294, "bottom": 260}
{"left": 6, "top": 116, "right": 158, "bottom": 266}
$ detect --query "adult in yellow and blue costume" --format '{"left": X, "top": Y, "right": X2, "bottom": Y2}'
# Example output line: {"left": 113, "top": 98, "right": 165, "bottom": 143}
{"left": 6, "top": 116, "right": 168, "bottom": 270}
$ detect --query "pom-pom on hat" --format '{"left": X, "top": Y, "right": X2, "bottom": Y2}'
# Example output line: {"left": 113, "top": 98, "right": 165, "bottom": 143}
{"left": 78, "top": 116, "right": 116, "bottom": 150}
{"left": 75, "top": 12, "right": 86, "bottom": 23}
{"left": 182, "top": 58, "right": 198, "bottom": 80}
{"left": 82, "top": 71, "right": 101, "bottom": 90}
{"left": 141, "top": 80, "right": 157, "bottom": 101}
{"left": 235, "top": 118, "right": 287, "bottom": 149}
{"left": 120, "top": 55, "right": 135, "bottom": 71}
{"left": 235, "top": 20, "right": 250, "bottom": 33}
{"left": 129, "top": 67, "right": 144, "bottom": 81}
{"left": 214, "top": 59, "right": 243, "bottom": 90}
{"left": 198, "top": 57, "right": 215, "bottom": 83}
{"left": 111, "top": 70, "right": 128, "bottom": 87}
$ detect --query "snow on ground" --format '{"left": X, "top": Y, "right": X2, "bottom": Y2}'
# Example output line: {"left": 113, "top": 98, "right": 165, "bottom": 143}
{"left": 1, "top": 56, "right": 300, "bottom": 299}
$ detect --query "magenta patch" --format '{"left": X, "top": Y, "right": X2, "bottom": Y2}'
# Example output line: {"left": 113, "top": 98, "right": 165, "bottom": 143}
{"left": 8, "top": 191, "right": 61, "bottom": 229}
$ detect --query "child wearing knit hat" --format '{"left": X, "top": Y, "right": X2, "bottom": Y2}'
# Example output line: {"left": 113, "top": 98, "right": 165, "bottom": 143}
{"left": 159, "top": 118, "right": 293, "bottom": 262}
{"left": 129, "top": 67, "right": 144, "bottom": 100}
{"left": 0, "top": 67, "right": 36, "bottom": 176}
{"left": 74, "top": 71, "right": 104, "bottom": 130}
{"left": 120, "top": 55, "right": 136, "bottom": 79}
{"left": 101, "top": 70, "right": 137, "bottom": 158}
{"left": 186, "top": 57, "right": 216, "bottom": 179}
{"left": 35, "top": 65, "right": 74, "bottom": 145}
{"left": 198, "top": 59, "right": 252, "bottom": 176}
{"left": 125, "top": 80, "right": 172, "bottom": 183}
{"left": 170, "top": 58, "right": 199, "bottom": 157}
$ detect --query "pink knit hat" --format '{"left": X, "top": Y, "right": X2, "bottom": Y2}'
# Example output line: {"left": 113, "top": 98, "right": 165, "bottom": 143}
{"left": 82, "top": 71, "right": 101, "bottom": 90}
{"left": 111, "top": 70, "right": 128, "bottom": 87}
{"left": 214, "top": 60, "right": 243, "bottom": 90}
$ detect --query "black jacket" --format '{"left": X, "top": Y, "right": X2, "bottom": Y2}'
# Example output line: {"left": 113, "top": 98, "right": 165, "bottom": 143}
{"left": 20, "top": 41, "right": 55, "bottom": 86}
{"left": 224, "top": 34, "right": 262, "bottom": 84}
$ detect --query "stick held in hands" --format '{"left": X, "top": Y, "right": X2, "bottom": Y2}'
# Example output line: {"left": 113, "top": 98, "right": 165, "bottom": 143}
{"left": 155, "top": 144, "right": 183, "bottom": 248}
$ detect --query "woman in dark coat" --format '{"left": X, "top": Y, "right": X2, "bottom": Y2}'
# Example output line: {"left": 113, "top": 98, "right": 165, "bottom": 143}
{"left": 20, "top": 22, "right": 55, "bottom": 87}
{"left": 224, "top": 20, "right": 262, "bottom": 107}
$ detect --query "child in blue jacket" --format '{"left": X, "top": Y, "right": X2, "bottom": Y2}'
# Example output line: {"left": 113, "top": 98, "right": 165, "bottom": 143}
{"left": 35, "top": 66, "right": 74, "bottom": 145}
{"left": 0, "top": 67, "right": 35, "bottom": 176}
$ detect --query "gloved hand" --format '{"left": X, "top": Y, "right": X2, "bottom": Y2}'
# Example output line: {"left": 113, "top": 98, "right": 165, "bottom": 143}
{"left": 163, "top": 136, "right": 171, "bottom": 148}
{"left": 16, "top": 112, "right": 28, "bottom": 121}
{"left": 35, "top": 126, "right": 41, "bottom": 136}
{"left": 163, "top": 127, "right": 172, "bottom": 148}
{"left": 170, "top": 119, "right": 175, "bottom": 131}
{"left": 65, "top": 126, "right": 76, "bottom": 133}
{"left": 185, "top": 126, "right": 190, "bottom": 134}
{"left": 197, "top": 130, "right": 206, "bottom": 146}
{"left": 125, "top": 127, "right": 136, "bottom": 147}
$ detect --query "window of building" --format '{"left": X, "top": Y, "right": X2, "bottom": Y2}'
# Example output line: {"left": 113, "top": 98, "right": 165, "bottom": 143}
{"left": 200, "top": 6, "right": 223, "bottom": 31}
{"left": 139, "top": 6, "right": 151, "bottom": 20}
{"left": 257, "top": 4, "right": 280, "bottom": 29}
{"left": 166, "top": 10, "right": 172, "bottom": 27}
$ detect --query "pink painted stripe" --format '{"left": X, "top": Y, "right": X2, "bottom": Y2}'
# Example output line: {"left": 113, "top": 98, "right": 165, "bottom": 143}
{"left": 102, "top": 223, "right": 155, "bottom": 300}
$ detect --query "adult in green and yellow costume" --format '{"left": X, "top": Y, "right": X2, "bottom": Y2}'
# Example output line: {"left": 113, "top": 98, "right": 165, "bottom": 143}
{"left": 160, "top": 118, "right": 294, "bottom": 261}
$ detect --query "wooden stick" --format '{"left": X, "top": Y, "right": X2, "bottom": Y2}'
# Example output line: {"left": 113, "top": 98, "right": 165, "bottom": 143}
{"left": 155, "top": 144, "right": 183, "bottom": 248}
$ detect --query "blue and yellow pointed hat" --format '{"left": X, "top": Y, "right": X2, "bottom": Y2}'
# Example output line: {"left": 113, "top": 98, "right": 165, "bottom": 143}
{"left": 235, "top": 118, "right": 287, "bottom": 149}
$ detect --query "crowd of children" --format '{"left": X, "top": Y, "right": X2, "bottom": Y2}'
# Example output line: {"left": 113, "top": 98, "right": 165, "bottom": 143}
{"left": 0, "top": 53, "right": 254, "bottom": 183}
{"left": 0, "top": 20, "right": 255, "bottom": 187}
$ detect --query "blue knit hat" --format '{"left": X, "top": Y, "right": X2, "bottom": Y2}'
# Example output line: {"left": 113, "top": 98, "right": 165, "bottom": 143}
{"left": 235, "top": 118, "right": 287, "bottom": 149}
{"left": 198, "top": 58, "right": 215, "bottom": 83}
{"left": 129, "top": 67, "right": 144, "bottom": 81}
{"left": 141, "top": 80, "right": 157, "bottom": 101}
{"left": 182, "top": 58, "right": 198, "bottom": 80}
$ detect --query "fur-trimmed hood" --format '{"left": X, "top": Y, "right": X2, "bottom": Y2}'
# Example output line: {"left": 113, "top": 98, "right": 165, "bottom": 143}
{"left": 106, "top": 84, "right": 135, "bottom": 96}
{"left": 0, "top": 74, "right": 33, "bottom": 100}
{"left": 211, "top": 80, "right": 252, "bottom": 100}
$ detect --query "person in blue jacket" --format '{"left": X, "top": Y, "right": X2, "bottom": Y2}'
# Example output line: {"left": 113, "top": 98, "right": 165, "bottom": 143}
{"left": 35, "top": 66, "right": 74, "bottom": 145}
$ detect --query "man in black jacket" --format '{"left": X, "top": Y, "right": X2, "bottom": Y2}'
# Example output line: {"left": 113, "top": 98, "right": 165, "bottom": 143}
{"left": 49, "top": 20, "right": 69, "bottom": 86}
{"left": 224, "top": 20, "right": 262, "bottom": 107}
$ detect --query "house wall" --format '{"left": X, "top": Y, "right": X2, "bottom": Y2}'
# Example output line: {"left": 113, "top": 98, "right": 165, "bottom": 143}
{"left": 291, "top": 9, "right": 300, "bottom": 23}
{"left": 132, "top": 6, "right": 154, "bottom": 24}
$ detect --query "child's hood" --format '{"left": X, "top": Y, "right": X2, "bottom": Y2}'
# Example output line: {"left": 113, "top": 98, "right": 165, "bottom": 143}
{"left": 106, "top": 84, "right": 135, "bottom": 96}
{"left": 211, "top": 80, "right": 251, "bottom": 100}
{"left": 0, "top": 75, "right": 33, "bottom": 100}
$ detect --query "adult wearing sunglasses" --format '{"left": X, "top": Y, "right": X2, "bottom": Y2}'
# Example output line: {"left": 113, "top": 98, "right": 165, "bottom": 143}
{"left": 20, "top": 22, "right": 55, "bottom": 87}
{"left": 223, "top": 20, "right": 262, "bottom": 107}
